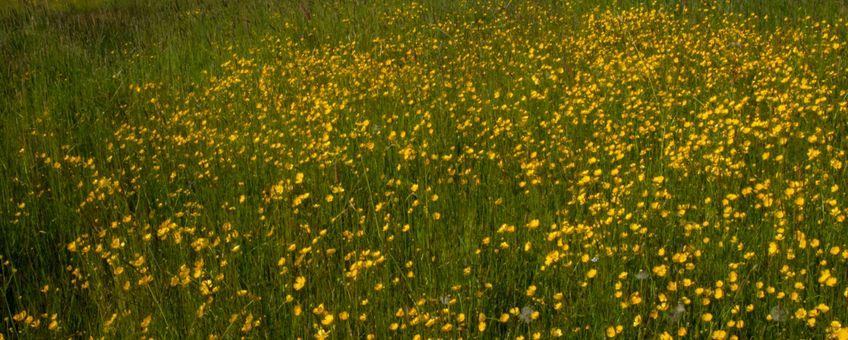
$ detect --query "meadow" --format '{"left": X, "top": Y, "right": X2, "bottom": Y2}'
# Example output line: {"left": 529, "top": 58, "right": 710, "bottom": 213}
{"left": 2, "top": 0, "right": 848, "bottom": 338}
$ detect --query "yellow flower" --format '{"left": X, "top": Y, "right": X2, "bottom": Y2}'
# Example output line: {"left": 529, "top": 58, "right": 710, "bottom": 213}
{"left": 819, "top": 270, "right": 838, "bottom": 287}
{"left": 768, "top": 242, "right": 779, "bottom": 256}
{"left": 711, "top": 330, "right": 727, "bottom": 339}
{"left": 314, "top": 328, "right": 330, "bottom": 340}
{"left": 293, "top": 276, "right": 306, "bottom": 291}
{"left": 140, "top": 314, "right": 152, "bottom": 329}
{"left": 630, "top": 293, "right": 642, "bottom": 305}
{"left": 652, "top": 265, "right": 668, "bottom": 277}
{"left": 831, "top": 327, "right": 848, "bottom": 340}
{"left": 633, "top": 315, "right": 643, "bottom": 327}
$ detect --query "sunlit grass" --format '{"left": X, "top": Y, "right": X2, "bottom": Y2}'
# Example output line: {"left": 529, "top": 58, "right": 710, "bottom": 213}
{"left": 2, "top": 1, "right": 848, "bottom": 339}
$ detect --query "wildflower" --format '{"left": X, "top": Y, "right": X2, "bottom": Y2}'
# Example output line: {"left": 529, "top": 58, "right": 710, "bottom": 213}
{"left": 769, "top": 305, "right": 788, "bottom": 322}
{"left": 519, "top": 306, "right": 535, "bottom": 323}
{"left": 293, "top": 276, "right": 306, "bottom": 291}
{"left": 315, "top": 328, "right": 330, "bottom": 340}
{"left": 666, "top": 301, "right": 686, "bottom": 321}
{"left": 48, "top": 319, "right": 59, "bottom": 331}
{"left": 830, "top": 326, "right": 848, "bottom": 340}
{"left": 551, "top": 328, "right": 563, "bottom": 337}
{"left": 439, "top": 294, "right": 451, "bottom": 305}
{"left": 819, "top": 269, "right": 838, "bottom": 287}
{"left": 652, "top": 265, "right": 668, "bottom": 277}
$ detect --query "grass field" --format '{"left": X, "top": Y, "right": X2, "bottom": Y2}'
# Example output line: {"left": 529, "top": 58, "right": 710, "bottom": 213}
{"left": 2, "top": 0, "right": 848, "bottom": 338}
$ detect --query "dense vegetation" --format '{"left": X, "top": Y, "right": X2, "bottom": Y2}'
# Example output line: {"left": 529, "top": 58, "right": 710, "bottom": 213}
{"left": 2, "top": 0, "right": 848, "bottom": 338}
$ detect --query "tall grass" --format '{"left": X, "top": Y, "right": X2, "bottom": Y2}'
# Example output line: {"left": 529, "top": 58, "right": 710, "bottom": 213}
{"left": 2, "top": 0, "right": 848, "bottom": 338}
